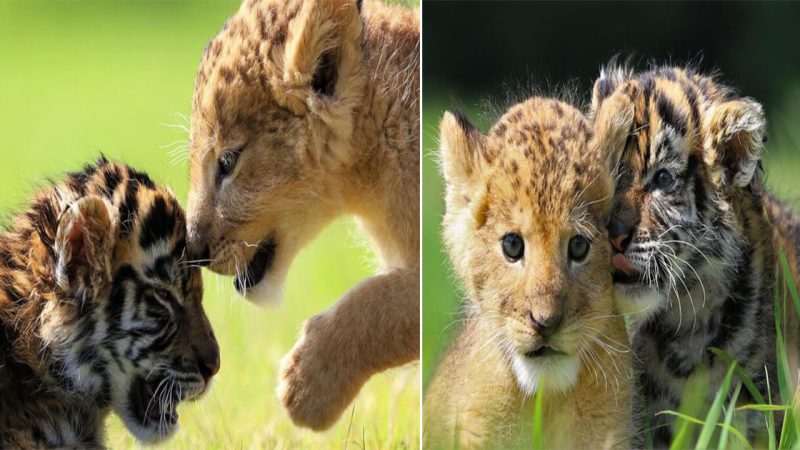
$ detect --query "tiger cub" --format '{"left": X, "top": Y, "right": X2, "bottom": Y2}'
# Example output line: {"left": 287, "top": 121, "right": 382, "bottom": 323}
{"left": 423, "top": 94, "right": 635, "bottom": 449}
{"left": 592, "top": 64, "right": 800, "bottom": 445}
{"left": 0, "top": 159, "right": 219, "bottom": 447}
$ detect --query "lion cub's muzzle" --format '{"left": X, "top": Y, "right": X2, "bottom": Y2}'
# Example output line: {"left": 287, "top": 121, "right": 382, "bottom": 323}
{"left": 186, "top": 242, "right": 211, "bottom": 267}
{"left": 517, "top": 308, "right": 566, "bottom": 358}
{"left": 186, "top": 221, "right": 212, "bottom": 267}
{"left": 234, "top": 237, "right": 277, "bottom": 293}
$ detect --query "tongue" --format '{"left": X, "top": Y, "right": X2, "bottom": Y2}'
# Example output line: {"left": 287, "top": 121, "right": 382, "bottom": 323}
{"left": 611, "top": 253, "right": 635, "bottom": 275}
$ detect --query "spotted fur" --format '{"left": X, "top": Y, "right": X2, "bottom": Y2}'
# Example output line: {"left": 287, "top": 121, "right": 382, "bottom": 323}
{"left": 424, "top": 96, "right": 634, "bottom": 449}
{"left": 185, "top": 0, "right": 419, "bottom": 431}
{"left": 186, "top": 0, "right": 419, "bottom": 301}
{"left": 592, "top": 65, "right": 800, "bottom": 445}
{"left": 0, "top": 159, "right": 219, "bottom": 447}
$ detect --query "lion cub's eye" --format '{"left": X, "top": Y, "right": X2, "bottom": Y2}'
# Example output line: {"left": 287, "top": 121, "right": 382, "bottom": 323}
{"left": 218, "top": 150, "right": 241, "bottom": 179}
{"left": 653, "top": 169, "right": 674, "bottom": 190}
{"left": 502, "top": 233, "right": 524, "bottom": 262}
{"left": 568, "top": 235, "right": 590, "bottom": 262}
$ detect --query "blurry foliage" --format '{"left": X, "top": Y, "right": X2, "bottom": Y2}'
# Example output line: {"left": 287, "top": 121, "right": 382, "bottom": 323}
{"left": 423, "top": 1, "right": 800, "bottom": 123}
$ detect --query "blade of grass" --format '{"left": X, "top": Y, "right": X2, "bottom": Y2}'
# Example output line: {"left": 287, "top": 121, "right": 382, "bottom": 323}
{"left": 778, "top": 252, "right": 800, "bottom": 448}
{"left": 670, "top": 369, "right": 710, "bottom": 450}
{"left": 792, "top": 385, "right": 800, "bottom": 447}
{"left": 776, "top": 272, "right": 795, "bottom": 449}
{"left": 453, "top": 418, "right": 461, "bottom": 450}
{"left": 718, "top": 383, "right": 743, "bottom": 450}
{"left": 780, "top": 253, "right": 800, "bottom": 320}
{"left": 670, "top": 407, "right": 695, "bottom": 449}
{"left": 711, "top": 347, "right": 776, "bottom": 448}
{"left": 532, "top": 384, "right": 544, "bottom": 450}
{"left": 696, "top": 362, "right": 737, "bottom": 449}
{"left": 735, "top": 405, "right": 789, "bottom": 412}
{"left": 659, "top": 411, "right": 752, "bottom": 449}
{"left": 766, "top": 365, "right": 777, "bottom": 450}
{"left": 711, "top": 348, "right": 768, "bottom": 404}
{"left": 777, "top": 274, "right": 793, "bottom": 406}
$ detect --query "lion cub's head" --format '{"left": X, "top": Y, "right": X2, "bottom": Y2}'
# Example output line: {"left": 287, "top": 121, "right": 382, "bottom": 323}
{"left": 185, "top": 0, "right": 366, "bottom": 304}
{"left": 440, "top": 95, "right": 633, "bottom": 394}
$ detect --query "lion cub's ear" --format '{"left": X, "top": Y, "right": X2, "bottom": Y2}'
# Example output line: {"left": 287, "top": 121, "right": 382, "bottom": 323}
{"left": 282, "top": 0, "right": 365, "bottom": 113}
{"left": 702, "top": 98, "right": 766, "bottom": 189}
{"left": 439, "top": 111, "right": 488, "bottom": 191}
{"left": 54, "top": 195, "right": 116, "bottom": 297}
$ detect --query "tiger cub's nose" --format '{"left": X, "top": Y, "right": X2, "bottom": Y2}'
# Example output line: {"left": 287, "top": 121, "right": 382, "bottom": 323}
{"left": 609, "top": 219, "right": 633, "bottom": 253}
{"left": 194, "top": 342, "right": 220, "bottom": 382}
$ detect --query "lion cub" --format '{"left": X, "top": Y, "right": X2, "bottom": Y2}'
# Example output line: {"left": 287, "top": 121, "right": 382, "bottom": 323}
{"left": 185, "top": 0, "right": 418, "bottom": 430}
{"left": 424, "top": 95, "right": 635, "bottom": 449}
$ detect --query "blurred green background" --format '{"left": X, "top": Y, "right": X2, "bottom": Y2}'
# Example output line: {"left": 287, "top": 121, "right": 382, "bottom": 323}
{"left": 422, "top": 1, "right": 800, "bottom": 389}
{"left": 0, "top": 1, "right": 418, "bottom": 448}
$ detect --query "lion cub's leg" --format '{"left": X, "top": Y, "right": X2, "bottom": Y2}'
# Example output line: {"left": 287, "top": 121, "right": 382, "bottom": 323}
{"left": 277, "top": 267, "right": 419, "bottom": 430}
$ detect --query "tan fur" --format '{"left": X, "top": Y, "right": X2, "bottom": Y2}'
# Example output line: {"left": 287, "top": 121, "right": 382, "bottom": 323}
{"left": 186, "top": 0, "right": 419, "bottom": 430}
{"left": 423, "top": 97, "right": 633, "bottom": 449}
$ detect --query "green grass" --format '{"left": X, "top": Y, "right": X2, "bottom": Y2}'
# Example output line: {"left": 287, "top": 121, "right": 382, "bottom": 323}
{"left": 0, "top": 2, "right": 419, "bottom": 448}
{"left": 422, "top": 87, "right": 800, "bottom": 447}
{"left": 651, "top": 256, "right": 800, "bottom": 450}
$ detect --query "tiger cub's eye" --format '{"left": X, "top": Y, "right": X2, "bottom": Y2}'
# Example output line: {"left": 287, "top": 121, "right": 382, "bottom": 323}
{"left": 653, "top": 169, "right": 674, "bottom": 190}
{"left": 568, "top": 235, "right": 590, "bottom": 262}
{"left": 502, "top": 233, "right": 524, "bottom": 262}
{"left": 155, "top": 288, "right": 172, "bottom": 300}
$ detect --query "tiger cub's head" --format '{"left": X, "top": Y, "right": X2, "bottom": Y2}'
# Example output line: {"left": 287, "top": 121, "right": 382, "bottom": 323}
{"left": 592, "top": 65, "right": 767, "bottom": 319}
{"left": 28, "top": 159, "right": 219, "bottom": 443}
{"left": 439, "top": 96, "right": 632, "bottom": 394}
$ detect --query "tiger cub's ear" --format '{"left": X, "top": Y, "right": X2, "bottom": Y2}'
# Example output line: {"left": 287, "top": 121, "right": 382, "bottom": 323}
{"left": 702, "top": 98, "right": 766, "bottom": 189}
{"left": 55, "top": 195, "right": 116, "bottom": 296}
{"left": 591, "top": 64, "right": 634, "bottom": 115}
{"left": 591, "top": 88, "right": 635, "bottom": 180}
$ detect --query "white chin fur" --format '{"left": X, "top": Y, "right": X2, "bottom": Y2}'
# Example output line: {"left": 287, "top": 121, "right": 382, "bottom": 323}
{"left": 120, "top": 416, "right": 176, "bottom": 444}
{"left": 114, "top": 400, "right": 176, "bottom": 444}
{"left": 511, "top": 354, "right": 579, "bottom": 396}
{"left": 613, "top": 285, "right": 665, "bottom": 321}
{"left": 239, "top": 273, "right": 285, "bottom": 306}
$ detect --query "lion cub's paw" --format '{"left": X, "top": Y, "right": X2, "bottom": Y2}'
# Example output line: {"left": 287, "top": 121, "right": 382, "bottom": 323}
{"left": 277, "top": 313, "right": 366, "bottom": 431}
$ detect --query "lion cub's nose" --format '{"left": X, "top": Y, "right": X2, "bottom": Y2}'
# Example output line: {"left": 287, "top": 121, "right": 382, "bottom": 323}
{"left": 527, "top": 310, "right": 563, "bottom": 337}
{"left": 187, "top": 243, "right": 211, "bottom": 267}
